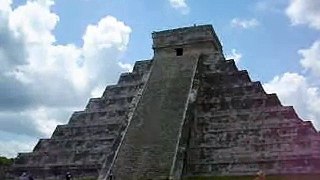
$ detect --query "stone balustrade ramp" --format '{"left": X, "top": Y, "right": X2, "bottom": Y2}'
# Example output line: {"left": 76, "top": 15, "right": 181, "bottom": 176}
{"left": 111, "top": 55, "right": 199, "bottom": 179}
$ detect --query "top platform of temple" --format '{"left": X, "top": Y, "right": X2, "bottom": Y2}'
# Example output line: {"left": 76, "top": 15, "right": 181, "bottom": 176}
{"left": 152, "top": 24, "right": 222, "bottom": 52}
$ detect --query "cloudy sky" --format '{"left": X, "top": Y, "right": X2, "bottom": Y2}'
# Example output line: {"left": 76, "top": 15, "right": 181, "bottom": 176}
{"left": 0, "top": 0, "right": 320, "bottom": 157}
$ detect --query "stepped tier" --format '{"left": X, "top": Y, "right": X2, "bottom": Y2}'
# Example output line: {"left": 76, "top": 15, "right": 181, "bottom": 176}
{"left": 184, "top": 58, "right": 320, "bottom": 178}
{"left": 10, "top": 60, "right": 153, "bottom": 179}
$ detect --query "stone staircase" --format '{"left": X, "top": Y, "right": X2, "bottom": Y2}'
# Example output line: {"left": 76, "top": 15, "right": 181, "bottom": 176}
{"left": 111, "top": 55, "right": 200, "bottom": 179}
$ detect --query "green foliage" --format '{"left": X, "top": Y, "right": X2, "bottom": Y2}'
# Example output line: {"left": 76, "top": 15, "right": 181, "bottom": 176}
{"left": 0, "top": 156, "right": 14, "bottom": 166}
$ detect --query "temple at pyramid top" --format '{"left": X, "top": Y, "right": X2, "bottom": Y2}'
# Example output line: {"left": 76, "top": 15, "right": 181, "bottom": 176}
{"left": 9, "top": 24, "right": 320, "bottom": 180}
{"left": 152, "top": 25, "right": 222, "bottom": 51}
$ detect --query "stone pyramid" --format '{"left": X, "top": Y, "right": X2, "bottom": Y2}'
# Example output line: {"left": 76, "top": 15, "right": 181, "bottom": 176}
{"left": 11, "top": 59, "right": 153, "bottom": 179}
{"left": 11, "top": 25, "right": 320, "bottom": 180}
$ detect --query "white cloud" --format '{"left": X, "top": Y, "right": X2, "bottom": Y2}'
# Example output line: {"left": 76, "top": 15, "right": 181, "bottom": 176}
{"left": 298, "top": 40, "right": 320, "bottom": 76}
{"left": 30, "top": 107, "right": 62, "bottom": 137}
{"left": 263, "top": 39, "right": 320, "bottom": 131}
{"left": 286, "top": 0, "right": 320, "bottom": 30}
{"left": 279, "top": 0, "right": 320, "bottom": 131}
{"left": 0, "top": 0, "right": 12, "bottom": 13}
{"left": 90, "top": 86, "right": 106, "bottom": 98}
{"left": 168, "top": 0, "right": 190, "bottom": 15}
{"left": 0, "top": 138, "right": 35, "bottom": 158}
{"left": 0, "top": 0, "right": 132, "bottom": 157}
{"left": 263, "top": 72, "right": 320, "bottom": 129}
{"left": 225, "top": 49, "right": 242, "bottom": 64}
{"left": 9, "top": 0, "right": 58, "bottom": 44}
{"left": 231, "top": 18, "right": 260, "bottom": 29}
{"left": 82, "top": 15, "right": 132, "bottom": 85}
{"left": 118, "top": 62, "right": 133, "bottom": 72}
{"left": 83, "top": 16, "right": 131, "bottom": 54}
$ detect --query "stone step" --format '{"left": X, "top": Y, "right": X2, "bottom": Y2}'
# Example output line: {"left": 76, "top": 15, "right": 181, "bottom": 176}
{"left": 33, "top": 137, "right": 115, "bottom": 152}
{"left": 189, "top": 138, "right": 320, "bottom": 153}
{"left": 102, "top": 82, "right": 143, "bottom": 98}
{"left": 196, "top": 119, "right": 304, "bottom": 132}
{"left": 132, "top": 59, "right": 153, "bottom": 75}
{"left": 15, "top": 150, "right": 108, "bottom": 166}
{"left": 117, "top": 72, "right": 144, "bottom": 84}
{"left": 202, "top": 70, "right": 251, "bottom": 86}
{"left": 102, "top": 84, "right": 142, "bottom": 100}
{"left": 187, "top": 153, "right": 320, "bottom": 165}
{"left": 197, "top": 113, "right": 303, "bottom": 125}
{"left": 197, "top": 93, "right": 281, "bottom": 112}
{"left": 186, "top": 157, "right": 320, "bottom": 175}
{"left": 104, "top": 94, "right": 135, "bottom": 101}
{"left": 51, "top": 123, "right": 121, "bottom": 139}
{"left": 197, "top": 91, "right": 268, "bottom": 105}
{"left": 68, "top": 109, "right": 127, "bottom": 125}
{"left": 85, "top": 96, "right": 133, "bottom": 112}
{"left": 203, "top": 59, "right": 238, "bottom": 73}
{"left": 98, "top": 71, "right": 146, "bottom": 100}
{"left": 194, "top": 131, "right": 318, "bottom": 147}
{"left": 11, "top": 163, "right": 101, "bottom": 180}
{"left": 199, "top": 106, "right": 300, "bottom": 119}
{"left": 208, "top": 121, "right": 316, "bottom": 134}
{"left": 13, "top": 162, "right": 102, "bottom": 169}
{"left": 68, "top": 115, "right": 125, "bottom": 126}
{"left": 200, "top": 81, "right": 265, "bottom": 97}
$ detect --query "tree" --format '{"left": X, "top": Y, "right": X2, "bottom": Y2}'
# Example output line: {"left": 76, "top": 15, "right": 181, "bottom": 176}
{"left": 0, "top": 156, "right": 14, "bottom": 166}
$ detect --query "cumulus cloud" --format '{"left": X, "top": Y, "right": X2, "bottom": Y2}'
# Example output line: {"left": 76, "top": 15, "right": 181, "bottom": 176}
{"left": 0, "top": 1, "right": 27, "bottom": 73}
{"left": 168, "top": 0, "right": 190, "bottom": 15}
{"left": 0, "top": 131, "right": 36, "bottom": 158}
{"left": 118, "top": 62, "right": 134, "bottom": 72}
{"left": 0, "top": 107, "right": 72, "bottom": 137}
{"left": 83, "top": 16, "right": 132, "bottom": 86}
{"left": 263, "top": 40, "right": 320, "bottom": 130}
{"left": 286, "top": 0, "right": 320, "bottom": 30}
{"left": 298, "top": 40, "right": 320, "bottom": 76}
{"left": 263, "top": 72, "right": 320, "bottom": 129}
{"left": 225, "top": 49, "right": 242, "bottom": 64}
{"left": 231, "top": 18, "right": 260, "bottom": 29}
{"left": 279, "top": 0, "right": 320, "bottom": 131}
{"left": 9, "top": 0, "right": 58, "bottom": 44}
{"left": 0, "top": 0, "right": 12, "bottom": 13}
{"left": 0, "top": 0, "right": 132, "bottom": 157}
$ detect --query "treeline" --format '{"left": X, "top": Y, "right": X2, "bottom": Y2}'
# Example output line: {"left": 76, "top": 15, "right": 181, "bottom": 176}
{"left": 0, "top": 156, "right": 14, "bottom": 179}
{"left": 0, "top": 156, "right": 14, "bottom": 166}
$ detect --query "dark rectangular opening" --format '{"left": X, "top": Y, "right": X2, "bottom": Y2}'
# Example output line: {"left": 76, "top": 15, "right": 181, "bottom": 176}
{"left": 175, "top": 48, "right": 183, "bottom": 56}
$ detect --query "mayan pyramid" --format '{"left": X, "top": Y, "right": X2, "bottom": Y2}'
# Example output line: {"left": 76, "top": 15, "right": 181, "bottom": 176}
{"left": 11, "top": 25, "right": 320, "bottom": 180}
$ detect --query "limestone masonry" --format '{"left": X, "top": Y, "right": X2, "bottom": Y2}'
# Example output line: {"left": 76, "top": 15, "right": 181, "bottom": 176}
{"left": 10, "top": 25, "right": 320, "bottom": 180}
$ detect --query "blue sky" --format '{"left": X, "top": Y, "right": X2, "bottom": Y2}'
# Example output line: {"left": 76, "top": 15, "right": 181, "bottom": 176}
{"left": 1, "top": 0, "right": 320, "bottom": 157}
